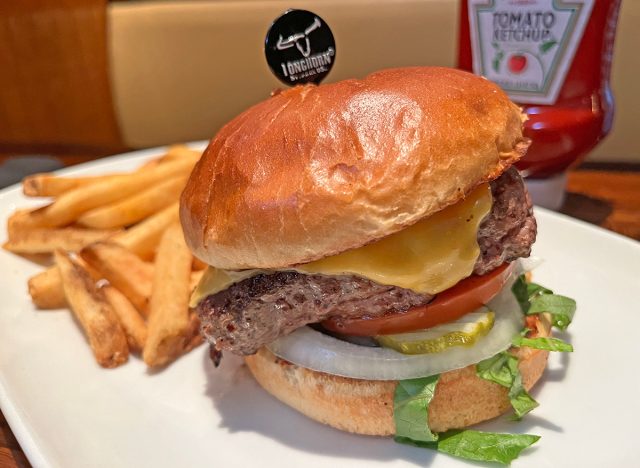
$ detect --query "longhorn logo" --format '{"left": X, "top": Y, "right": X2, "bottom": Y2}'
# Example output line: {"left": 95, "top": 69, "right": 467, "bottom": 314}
{"left": 265, "top": 9, "right": 335, "bottom": 86}
{"left": 275, "top": 17, "right": 322, "bottom": 58}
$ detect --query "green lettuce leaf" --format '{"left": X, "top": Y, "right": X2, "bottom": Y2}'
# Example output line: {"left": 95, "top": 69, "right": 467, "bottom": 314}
{"left": 508, "top": 367, "right": 539, "bottom": 419}
{"left": 512, "top": 275, "right": 553, "bottom": 312}
{"left": 476, "top": 352, "right": 513, "bottom": 387}
{"left": 436, "top": 430, "right": 540, "bottom": 464}
{"left": 393, "top": 375, "right": 540, "bottom": 464}
{"left": 512, "top": 275, "right": 576, "bottom": 330}
{"left": 393, "top": 375, "right": 439, "bottom": 443}
{"left": 513, "top": 335, "right": 574, "bottom": 352}
{"left": 476, "top": 352, "right": 538, "bottom": 419}
{"left": 511, "top": 275, "right": 530, "bottom": 312}
{"left": 528, "top": 294, "right": 576, "bottom": 330}
{"left": 395, "top": 430, "right": 540, "bottom": 465}
{"left": 527, "top": 282, "right": 553, "bottom": 299}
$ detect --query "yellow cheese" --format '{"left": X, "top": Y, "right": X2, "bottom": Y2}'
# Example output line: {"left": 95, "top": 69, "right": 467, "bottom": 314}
{"left": 190, "top": 184, "right": 492, "bottom": 307}
{"left": 297, "top": 184, "right": 491, "bottom": 293}
{"left": 190, "top": 268, "right": 265, "bottom": 308}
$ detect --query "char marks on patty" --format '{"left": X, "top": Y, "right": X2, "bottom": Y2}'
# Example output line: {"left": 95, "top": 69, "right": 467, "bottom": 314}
{"left": 474, "top": 167, "right": 536, "bottom": 274}
{"left": 200, "top": 272, "right": 430, "bottom": 355}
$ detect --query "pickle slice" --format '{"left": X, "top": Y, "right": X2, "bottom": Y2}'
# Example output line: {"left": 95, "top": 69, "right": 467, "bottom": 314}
{"left": 376, "top": 310, "right": 495, "bottom": 355}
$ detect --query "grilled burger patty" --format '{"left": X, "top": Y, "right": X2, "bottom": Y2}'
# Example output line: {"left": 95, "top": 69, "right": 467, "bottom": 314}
{"left": 200, "top": 271, "right": 431, "bottom": 355}
{"left": 474, "top": 167, "right": 536, "bottom": 275}
{"left": 198, "top": 168, "right": 536, "bottom": 355}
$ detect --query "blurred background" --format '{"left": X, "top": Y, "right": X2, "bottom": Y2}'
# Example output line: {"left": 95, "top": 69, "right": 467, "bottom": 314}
{"left": 0, "top": 0, "right": 638, "bottom": 234}
{"left": 0, "top": 3, "right": 638, "bottom": 465}
{"left": 1, "top": 0, "right": 638, "bottom": 157}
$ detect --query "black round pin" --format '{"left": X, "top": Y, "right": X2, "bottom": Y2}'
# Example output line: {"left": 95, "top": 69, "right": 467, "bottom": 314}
{"left": 264, "top": 9, "right": 336, "bottom": 86}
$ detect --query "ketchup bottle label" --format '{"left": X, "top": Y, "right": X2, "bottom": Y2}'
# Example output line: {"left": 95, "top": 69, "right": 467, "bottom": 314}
{"left": 467, "top": 0, "right": 594, "bottom": 105}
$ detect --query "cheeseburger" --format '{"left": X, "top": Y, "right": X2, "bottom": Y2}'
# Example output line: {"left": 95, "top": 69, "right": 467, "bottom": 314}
{"left": 180, "top": 67, "right": 575, "bottom": 464}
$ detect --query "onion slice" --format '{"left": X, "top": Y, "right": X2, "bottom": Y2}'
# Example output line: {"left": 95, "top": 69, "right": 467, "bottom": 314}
{"left": 266, "top": 271, "right": 524, "bottom": 381}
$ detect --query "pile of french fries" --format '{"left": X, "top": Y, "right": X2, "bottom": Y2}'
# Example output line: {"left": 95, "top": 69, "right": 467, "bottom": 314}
{"left": 3, "top": 146, "right": 206, "bottom": 368}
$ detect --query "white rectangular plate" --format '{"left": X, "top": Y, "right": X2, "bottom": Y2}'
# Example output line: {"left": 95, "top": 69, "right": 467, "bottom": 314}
{"left": 1, "top": 146, "right": 639, "bottom": 467}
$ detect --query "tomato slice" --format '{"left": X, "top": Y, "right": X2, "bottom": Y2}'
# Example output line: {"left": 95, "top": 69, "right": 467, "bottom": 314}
{"left": 321, "top": 263, "right": 515, "bottom": 336}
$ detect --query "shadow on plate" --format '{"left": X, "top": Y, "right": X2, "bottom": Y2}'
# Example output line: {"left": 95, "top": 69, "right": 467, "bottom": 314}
{"left": 538, "top": 336, "right": 571, "bottom": 383}
{"left": 203, "top": 352, "right": 437, "bottom": 467}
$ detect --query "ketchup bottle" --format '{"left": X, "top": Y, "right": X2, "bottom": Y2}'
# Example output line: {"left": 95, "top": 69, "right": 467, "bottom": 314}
{"left": 458, "top": 0, "right": 622, "bottom": 208}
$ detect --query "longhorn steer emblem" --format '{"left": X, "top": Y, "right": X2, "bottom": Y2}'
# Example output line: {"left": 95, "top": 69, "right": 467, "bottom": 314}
{"left": 276, "top": 17, "right": 322, "bottom": 58}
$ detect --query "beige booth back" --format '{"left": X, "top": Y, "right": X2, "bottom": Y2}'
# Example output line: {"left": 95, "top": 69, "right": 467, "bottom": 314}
{"left": 110, "top": 0, "right": 458, "bottom": 147}
{"left": 109, "top": 1, "right": 639, "bottom": 163}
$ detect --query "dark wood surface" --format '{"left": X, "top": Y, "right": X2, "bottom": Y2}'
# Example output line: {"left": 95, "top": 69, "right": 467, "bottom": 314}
{"left": 0, "top": 412, "right": 29, "bottom": 468}
{"left": 561, "top": 167, "right": 640, "bottom": 240}
{"left": 0, "top": 1, "right": 124, "bottom": 153}
{"left": 0, "top": 156, "right": 638, "bottom": 467}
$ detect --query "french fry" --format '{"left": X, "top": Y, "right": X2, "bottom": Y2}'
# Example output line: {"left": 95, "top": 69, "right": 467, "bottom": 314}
{"left": 54, "top": 250, "right": 129, "bottom": 368}
{"left": 28, "top": 259, "right": 103, "bottom": 309}
{"left": 23, "top": 205, "right": 178, "bottom": 311}
{"left": 22, "top": 174, "right": 122, "bottom": 197}
{"left": 143, "top": 223, "right": 194, "bottom": 367}
{"left": 164, "top": 145, "right": 202, "bottom": 161}
{"left": 28, "top": 267, "right": 66, "bottom": 309}
{"left": 111, "top": 202, "right": 179, "bottom": 260}
{"left": 102, "top": 285, "right": 147, "bottom": 352}
{"left": 81, "top": 242, "right": 153, "bottom": 317}
{"left": 22, "top": 146, "right": 200, "bottom": 197}
{"left": 3, "top": 227, "right": 119, "bottom": 254}
{"left": 16, "top": 156, "right": 198, "bottom": 229}
{"left": 10, "top": 146, "right": 205, "bottom": 370}
{"left": 184, "top": 311, "right": 204, "bottom": 352}
{"left": 77, "top": 174, "right": 189, "bottom": 229}
{"left": 7, "top": 209, "right": 37, "bottom": 239}
{"left": 136, "top": 158, "right": 162, "bottom": 171}
{"left": 29, "top": 245, "right": 197, "bottom": 317}
{"left": 136, "top": 146, "right": 201, "bottom": 171}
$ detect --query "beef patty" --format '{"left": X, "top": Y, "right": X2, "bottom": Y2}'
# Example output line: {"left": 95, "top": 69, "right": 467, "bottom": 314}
{"left": 198, "top": 167, "right": 536, "bottom": 355}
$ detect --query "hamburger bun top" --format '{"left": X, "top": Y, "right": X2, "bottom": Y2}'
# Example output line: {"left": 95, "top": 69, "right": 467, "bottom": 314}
{"left": 180, "top": 67, "right": 529, "bottom": 269}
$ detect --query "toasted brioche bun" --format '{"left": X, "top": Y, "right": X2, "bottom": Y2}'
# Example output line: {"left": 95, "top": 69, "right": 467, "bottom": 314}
{"left": 244, "top": 315, "right": 550, "bottom": 435}
{"left": 181, "top": 67, "right": 529, "bottom": 270}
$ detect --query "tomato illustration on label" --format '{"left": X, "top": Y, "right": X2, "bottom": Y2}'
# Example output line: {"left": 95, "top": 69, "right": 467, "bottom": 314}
{"left": 508, "top": 54, "right": 527, "bottom": 74}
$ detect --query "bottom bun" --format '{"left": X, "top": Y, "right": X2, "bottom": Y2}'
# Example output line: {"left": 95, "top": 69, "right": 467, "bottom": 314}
{"left": 244, "top": 316, "right": 551, "bottom": 435}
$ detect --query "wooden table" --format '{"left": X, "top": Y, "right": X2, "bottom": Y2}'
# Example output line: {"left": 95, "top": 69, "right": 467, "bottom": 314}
{"left": 561, "top": 164, "right": 640, "bottom": 240}
{"left": 0, "top": 158, "right": 638, "bottom": 467}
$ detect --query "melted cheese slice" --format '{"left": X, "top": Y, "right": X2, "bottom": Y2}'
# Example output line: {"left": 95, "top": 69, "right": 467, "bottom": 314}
{"left": 190, "top": 184, "right": 492, "bottom": 307}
